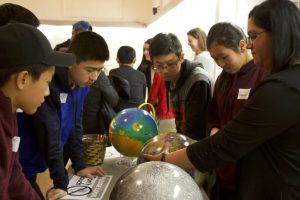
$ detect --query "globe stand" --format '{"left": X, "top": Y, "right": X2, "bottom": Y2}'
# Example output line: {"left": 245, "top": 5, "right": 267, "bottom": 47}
{"left": 115, "top": 156, "right": 137, "bottom": 168}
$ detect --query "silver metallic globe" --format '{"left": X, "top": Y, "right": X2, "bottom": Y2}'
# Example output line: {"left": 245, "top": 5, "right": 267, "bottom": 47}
{"left": 109, "top": 161, "right": 203, "bottom": 200}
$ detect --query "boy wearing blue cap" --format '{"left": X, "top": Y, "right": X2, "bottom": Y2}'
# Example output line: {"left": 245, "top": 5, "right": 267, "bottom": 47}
{"left": 54, "top": 20, "right": 92, "bottom": 52}
{"left": 0, "top": 22, "right": 75, "bottom": 200}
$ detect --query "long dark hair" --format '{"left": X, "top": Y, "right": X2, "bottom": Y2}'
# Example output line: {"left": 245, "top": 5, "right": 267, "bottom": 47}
{"left": 249, "top": 0, "right": 300, "bottom": 72}
{"left": 138, "top": 38, "right": 152, "bottom": 68}
{"left": 137, "top": 38, "right": 152, "bottom": 90}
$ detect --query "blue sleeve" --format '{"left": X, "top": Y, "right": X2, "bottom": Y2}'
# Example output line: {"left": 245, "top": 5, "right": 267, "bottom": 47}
{"left": 32, "top": 91, "right": 69, "bottom": 191}
{"left": 64, "top": 109, "right": 86, "bottom": 173}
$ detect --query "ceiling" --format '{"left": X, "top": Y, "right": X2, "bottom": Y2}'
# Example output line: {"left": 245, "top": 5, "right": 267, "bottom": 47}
{"left": 0, "top": 0, "right": 183, "bottom": 27}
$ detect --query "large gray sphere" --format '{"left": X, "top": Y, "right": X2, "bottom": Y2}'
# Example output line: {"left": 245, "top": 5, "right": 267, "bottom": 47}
{"left": 110, "top": 161, "right": 203, "bottom": 200}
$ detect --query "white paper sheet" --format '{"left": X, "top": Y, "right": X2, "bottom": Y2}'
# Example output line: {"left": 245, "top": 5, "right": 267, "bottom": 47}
{"left": 61, "top": 175, "right": 112, "bottom": 200}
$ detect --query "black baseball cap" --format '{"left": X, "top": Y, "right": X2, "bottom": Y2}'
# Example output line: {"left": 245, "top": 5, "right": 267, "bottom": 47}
{"left": 0, "top": 22, "right": 75, "bottom": 69}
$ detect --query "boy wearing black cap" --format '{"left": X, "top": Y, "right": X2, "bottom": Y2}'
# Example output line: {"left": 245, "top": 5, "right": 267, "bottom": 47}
{"left": 0, "top": 23, "right": 75, "bottom": 199}
{"left": 18, "top": 31, "right": 110, "bottom": 199}
{"left": 0, "top": 3, "right": 40, "bottom": 27}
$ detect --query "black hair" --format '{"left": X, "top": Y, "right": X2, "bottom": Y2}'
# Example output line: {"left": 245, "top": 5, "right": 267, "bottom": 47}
{"left": 207, "top": 22, "right": 246, "bottom": 52}
{"left": 249, "top": 0, "right": 300, "bottom": 72}
{"left": 0, "top": 3, "right": 40, "bottom": 27}
{"left": 0, "top": 3, "right": 44, "bottom": 87}
{"left": 137, "top": 39, "right": 152, "bottom": 90}
{"left": 138, "top": 39, "right": 152, "bottom": 67}
{"left": 145, "top": 38, "right": 152, "bottom": 45}
{"left": 149, "top": 33, "right": 182, "bottom": 59}
{"left": 0, "top": 65, "right": 52, "bottom": 87}
{"left": 117, "top": 46, "right": 136, "bottom": 64}
{"left": 67, "top": 31, "right": 110, "bottom": 63}
{"left": 140, "top": 39, "right": 152, "bottom": 63}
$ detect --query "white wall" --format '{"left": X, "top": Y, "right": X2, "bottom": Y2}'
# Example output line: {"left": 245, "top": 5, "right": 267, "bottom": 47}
{"left": 216, "top": 0, "right": 264, "bottom": 32}
{"left": 39, "top": 25, "right": 146, "bottom": 70}
{"left": 39, "top": 0, "right": 264, "bottom": 78}
{"left": 146, "top": 0, "right": 218, "bottom": 60}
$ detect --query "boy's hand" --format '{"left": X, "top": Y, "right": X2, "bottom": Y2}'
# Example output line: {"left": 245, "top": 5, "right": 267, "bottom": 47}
{"left": 46, "top": 188, "right": 67, "bottom": 200}
{"left": 76, "top": 166, "right": 106, "bottom": 178}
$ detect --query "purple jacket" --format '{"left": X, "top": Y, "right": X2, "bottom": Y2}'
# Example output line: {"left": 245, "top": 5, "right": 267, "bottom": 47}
{"left": 0, "top": 91, "right": 39, "bottom": 200}
{"left": 207, "top": 60, "right": 268, "bottom": 189}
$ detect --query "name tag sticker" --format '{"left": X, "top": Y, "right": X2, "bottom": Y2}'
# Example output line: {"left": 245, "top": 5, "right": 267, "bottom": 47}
{"left": 16, "top": 108, "right": 23, "bottom": 113}
{"left": 60, "top": 93, "right": 68, "bottom": 103}
{"left": 12, "top": 136, "right": 20, "bottom": 152}
{"left": 237, "top": 88, "right": 251, "bottom": 99}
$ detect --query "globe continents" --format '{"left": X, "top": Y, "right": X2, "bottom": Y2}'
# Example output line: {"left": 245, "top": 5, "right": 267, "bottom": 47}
{"left": 138, "top": 132, "right": 205, "bottom": 186}
{"left": 109, "top": 108, "right": 158, "bottom": 157}
{"left": 109, "top": 161, "right": 203, "bottom": 200}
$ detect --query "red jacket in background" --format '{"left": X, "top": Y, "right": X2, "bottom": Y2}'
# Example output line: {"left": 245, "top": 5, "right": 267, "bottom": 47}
{"left": 147, "top": 72, "right": 173, "bottom": 119}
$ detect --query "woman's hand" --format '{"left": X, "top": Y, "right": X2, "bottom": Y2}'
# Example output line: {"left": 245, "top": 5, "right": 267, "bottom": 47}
{"left": 143, "top": 152, "right": 166, "bottom": 162}
{"left": 143, "top": 141, "right": 170, "bottom": 162}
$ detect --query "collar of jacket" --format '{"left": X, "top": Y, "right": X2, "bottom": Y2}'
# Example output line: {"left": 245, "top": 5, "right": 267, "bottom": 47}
{"left": 119, "top": 64, "right": 133, "bottom": 68}
{"left": 52, "top": 67, "right": 77, "bottom": 93}
{"left": 0, "top": 90, "right": 16, "bottom": 138}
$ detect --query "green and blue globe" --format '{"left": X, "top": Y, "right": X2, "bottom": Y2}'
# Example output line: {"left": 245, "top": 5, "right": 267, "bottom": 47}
{"left": 109, "top": 108, "right": 158, "bottom": 157}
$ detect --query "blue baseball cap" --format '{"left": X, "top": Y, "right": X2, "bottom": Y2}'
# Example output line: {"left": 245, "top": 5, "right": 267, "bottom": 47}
{"left": 72, "top": 20, "right": 91, "bottom": 32}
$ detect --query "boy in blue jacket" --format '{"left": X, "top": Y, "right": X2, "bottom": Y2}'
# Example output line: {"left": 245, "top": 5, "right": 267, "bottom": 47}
{"left": 18, "top": 31, "right": 110, "bottom": 200}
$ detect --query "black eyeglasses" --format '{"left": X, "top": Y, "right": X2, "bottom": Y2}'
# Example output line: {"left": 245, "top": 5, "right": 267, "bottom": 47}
{"left": 152, "top": 58, "right": 180, "bottom": 71}
{"left": 247, "top": 30, "right": 266, "bottom": 44}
